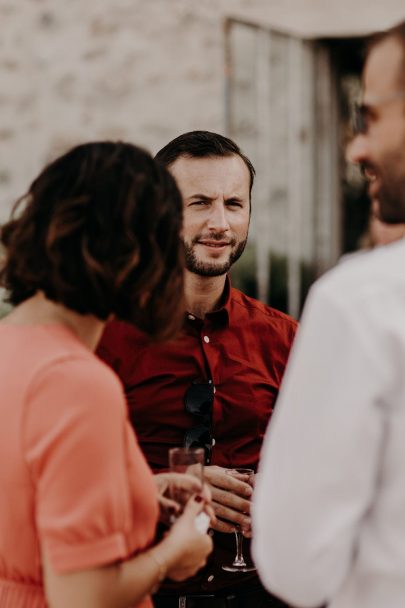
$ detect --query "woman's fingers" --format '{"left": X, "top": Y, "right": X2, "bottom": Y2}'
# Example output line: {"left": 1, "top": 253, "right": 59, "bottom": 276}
{"left": 158, "top": 495, "right": 180, "bottom": 512}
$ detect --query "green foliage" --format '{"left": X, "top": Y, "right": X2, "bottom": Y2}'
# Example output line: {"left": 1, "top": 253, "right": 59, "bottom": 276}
{"left": 0, "top": 289, "right": 12, "bottom": 319}
{"left": 230, "top": 243, "right": 258, "bottom": 299}
{"left": 231, "top": 245, "right": 316, "bottom": 317}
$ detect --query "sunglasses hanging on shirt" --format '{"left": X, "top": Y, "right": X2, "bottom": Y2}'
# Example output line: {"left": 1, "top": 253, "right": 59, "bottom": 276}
{"left": 184, "top": 379, "right": 215, "bottom": 465}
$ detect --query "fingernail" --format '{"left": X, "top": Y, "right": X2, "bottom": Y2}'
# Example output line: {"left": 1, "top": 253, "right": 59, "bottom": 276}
{"left": 194, "top": 494, "right": 203, "bottom": 503}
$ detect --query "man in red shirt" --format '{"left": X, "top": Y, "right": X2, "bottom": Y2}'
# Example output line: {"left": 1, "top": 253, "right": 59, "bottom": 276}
{"left": 97, "top": 131, "right": 297, "bottom": 607}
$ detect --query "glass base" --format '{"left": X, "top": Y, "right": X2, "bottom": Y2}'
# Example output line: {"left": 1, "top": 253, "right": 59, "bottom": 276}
{"left": 222, "top": 563, "right": 256, "bottom": 573}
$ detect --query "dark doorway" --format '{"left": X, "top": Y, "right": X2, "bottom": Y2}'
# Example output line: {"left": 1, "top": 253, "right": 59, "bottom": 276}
{"left": 226, "top": 22, "right": 372, "bottom": 317}
{"left": 325, "top": 36, "right": 371, "bottom": 254}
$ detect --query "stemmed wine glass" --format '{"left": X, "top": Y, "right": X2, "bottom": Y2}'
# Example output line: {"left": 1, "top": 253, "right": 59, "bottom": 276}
{"left": 222, "top": 467, "right": 256, "bottom": 573}
{"left": 168, "top": 447, "right": 205, "bottom": 521}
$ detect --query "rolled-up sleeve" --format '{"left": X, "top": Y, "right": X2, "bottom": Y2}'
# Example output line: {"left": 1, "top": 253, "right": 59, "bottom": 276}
{"left": 23, "top": 357, "right": 138, "bottom": 573}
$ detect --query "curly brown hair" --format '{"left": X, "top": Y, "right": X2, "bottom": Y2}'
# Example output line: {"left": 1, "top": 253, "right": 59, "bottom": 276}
{"left": 0, "top": 141, "right": 184, "bottom": 340}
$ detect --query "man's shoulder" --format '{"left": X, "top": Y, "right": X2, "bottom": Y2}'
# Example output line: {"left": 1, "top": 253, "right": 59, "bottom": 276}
{"left": 315, "top": 239, "right": 405, "bottom": 306}
{"left": 97, "top": 318, "right": 147, "bottom": 358}
{"left": 229, "top": 287, "right": 298, "bottom": 331}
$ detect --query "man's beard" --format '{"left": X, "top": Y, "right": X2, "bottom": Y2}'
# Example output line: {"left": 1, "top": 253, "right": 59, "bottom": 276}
{"left": 184, "top": 236, "right": 248, "bottom": 277}
{"left": 374, "top": 149, "right": 405, "bottom": 224}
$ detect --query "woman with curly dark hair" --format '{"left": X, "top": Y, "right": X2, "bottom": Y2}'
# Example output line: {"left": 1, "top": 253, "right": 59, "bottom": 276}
{"left": 0, "top": 141, "right": 212, "bottom": 608}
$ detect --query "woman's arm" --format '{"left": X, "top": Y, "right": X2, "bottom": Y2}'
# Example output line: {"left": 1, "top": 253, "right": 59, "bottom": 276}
{"left": 43, "top": 495, "right": 213, "bottom": 608}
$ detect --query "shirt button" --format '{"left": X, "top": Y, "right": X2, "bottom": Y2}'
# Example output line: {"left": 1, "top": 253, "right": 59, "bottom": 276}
{"left": 203, "top": 335, "right": 210, "bottom": 343}
{"left": 212, "top": 438, "right": 216, "bottom": 447}
{"left": 207, "top": 575, "right": 214, "bottom": 583}
{"left": 188, "top": 314, "right": 195, "bottom": 321}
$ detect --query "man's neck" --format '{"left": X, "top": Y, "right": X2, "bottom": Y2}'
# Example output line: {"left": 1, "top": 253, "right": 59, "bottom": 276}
{"left": 184, "top": 271, "right": 227, "bottom": 319}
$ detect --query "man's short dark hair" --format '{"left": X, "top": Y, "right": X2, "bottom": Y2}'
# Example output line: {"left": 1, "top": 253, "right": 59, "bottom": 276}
{"left": 367, "top": 20, "right": 405, "bottom": 87}
{"left": 0, "top": 141, "right": 184, "bottom": 340}
{"left": 155, "top": 130, "right": 255, "bottom": 195}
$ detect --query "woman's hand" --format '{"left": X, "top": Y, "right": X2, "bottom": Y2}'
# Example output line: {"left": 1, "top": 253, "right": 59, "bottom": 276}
{"left": 42, "top": 494, "right": 214, "bottom": 607}
{"left": 157, "top": 495, "right": 214, "bottom": 581}
{"left": 154, "top": 472, "right": 214, "bottom": 525}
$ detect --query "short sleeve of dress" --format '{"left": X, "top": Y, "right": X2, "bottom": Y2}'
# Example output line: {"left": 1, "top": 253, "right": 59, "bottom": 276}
{"left": 22, "top": 355, "right": 152, "bottom": 574}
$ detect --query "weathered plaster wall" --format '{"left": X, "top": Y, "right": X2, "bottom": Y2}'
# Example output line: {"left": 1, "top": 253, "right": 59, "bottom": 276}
{"left": 0, "top": 0, "right": 227, "bottom": 220}
{"left": 1, "top": 0, "right": 404, "bottom": 223}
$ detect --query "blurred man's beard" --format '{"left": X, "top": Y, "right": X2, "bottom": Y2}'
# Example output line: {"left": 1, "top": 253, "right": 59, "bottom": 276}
{"left": 378, "top": 180, "right": 405, "bottom": 223}
{"left": 184, "top": 238, "right": 248, "bottom": 277}
{"left": 377, "top": 146, "right": 405, "bottom": 224}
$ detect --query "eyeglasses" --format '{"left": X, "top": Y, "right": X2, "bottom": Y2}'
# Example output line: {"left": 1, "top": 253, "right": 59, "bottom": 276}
{"left": 353, "top": 91, "right": 405, "bottom": 135}
{"left": 184, "top": 379, "right": 215, "bottom": 465}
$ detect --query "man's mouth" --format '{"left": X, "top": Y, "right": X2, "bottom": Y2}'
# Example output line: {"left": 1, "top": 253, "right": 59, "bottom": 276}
{"left": 369, "top": 180, "right": 380, "bottom": 198}
{"left": 363, "top": 167, "right": 377, "bottom": 182}
{"left": 362, "top": 165, "right": 380, "bottom": 198}
{"left": 197, "top": 240, "right": 231, "bottom": 248}
{"left": 368, "top": 173, "right": 381, "bottom": 198}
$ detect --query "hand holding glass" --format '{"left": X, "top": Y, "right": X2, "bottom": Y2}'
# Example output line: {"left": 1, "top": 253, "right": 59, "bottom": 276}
{"left": 168, "top": 447, "right": 205, "bottom": 519}
{"left": 222, "top": 468, "right": 256, "bottom": 573}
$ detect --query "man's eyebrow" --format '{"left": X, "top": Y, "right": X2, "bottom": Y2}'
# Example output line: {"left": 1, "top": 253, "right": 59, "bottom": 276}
{"left": 186, "top": 194, "right": 247, "bottom": 202}
{"left": 187, "top": 194, "right": 213, "bottom": 201}
{"left": 225, "top": 196, "right": 244, "bottom": 202}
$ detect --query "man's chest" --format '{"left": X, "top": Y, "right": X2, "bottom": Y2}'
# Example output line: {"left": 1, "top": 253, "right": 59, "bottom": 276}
{"left": 123, "top": 326, "right": 281, "bottom": 440}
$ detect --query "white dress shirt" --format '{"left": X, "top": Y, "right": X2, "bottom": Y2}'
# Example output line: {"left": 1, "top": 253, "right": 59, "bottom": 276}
{"left": 253, "top": 237, "right": 405, "bottom": 608}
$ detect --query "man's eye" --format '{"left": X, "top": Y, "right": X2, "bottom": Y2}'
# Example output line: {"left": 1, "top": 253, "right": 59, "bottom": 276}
{"left": 353, "top": 103, "right": 375, "bottom": 135}
{"left": 227, "top": 201, "right": 243, "bottom": 208}
{"left": 190, "top": 200, "right": 209, "bottom": 206}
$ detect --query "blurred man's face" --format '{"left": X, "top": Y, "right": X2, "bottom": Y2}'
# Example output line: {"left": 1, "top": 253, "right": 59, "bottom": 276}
{"left": 169, "top": 154, "right": 250, "bottom": 277}
{"left": 347, "top": 37, "right": 405, "bottom": 223}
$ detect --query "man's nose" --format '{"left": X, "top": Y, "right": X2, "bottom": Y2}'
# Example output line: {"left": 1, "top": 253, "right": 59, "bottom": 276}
{"left": 207, "top": 203, "right": 230, "bottom": 231}
{"left": 346, "top": 133, "right": 368, "bottom": 165}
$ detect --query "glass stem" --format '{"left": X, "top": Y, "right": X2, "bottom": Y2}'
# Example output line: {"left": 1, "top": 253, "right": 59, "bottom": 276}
{"left": 234, "top": 529, "right": 246, "bottom": 566}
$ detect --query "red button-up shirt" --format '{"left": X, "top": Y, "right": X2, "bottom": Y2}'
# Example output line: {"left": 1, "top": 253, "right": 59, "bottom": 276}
{"left": 97, "top": 282, "right": 297, "bottom": 471}
{"left": 97, "top": 280, "right": 297, "bottom": 595}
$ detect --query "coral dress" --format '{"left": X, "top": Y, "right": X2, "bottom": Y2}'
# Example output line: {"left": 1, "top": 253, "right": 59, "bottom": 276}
{"left": 0, "top": 324, "right": 158, "bottom": 607}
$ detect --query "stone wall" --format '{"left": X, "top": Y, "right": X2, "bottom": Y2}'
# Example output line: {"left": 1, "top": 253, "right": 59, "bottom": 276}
{"left": 1, "top": 0, "right": 404, "bottom": 223}
{"left": 0, "top": 0, "right": 230, "bottom": 220}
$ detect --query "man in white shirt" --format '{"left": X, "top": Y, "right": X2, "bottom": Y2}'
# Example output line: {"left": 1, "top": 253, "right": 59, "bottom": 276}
{"left": 253, "top": 20, "right": 405, "bottom": 608}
